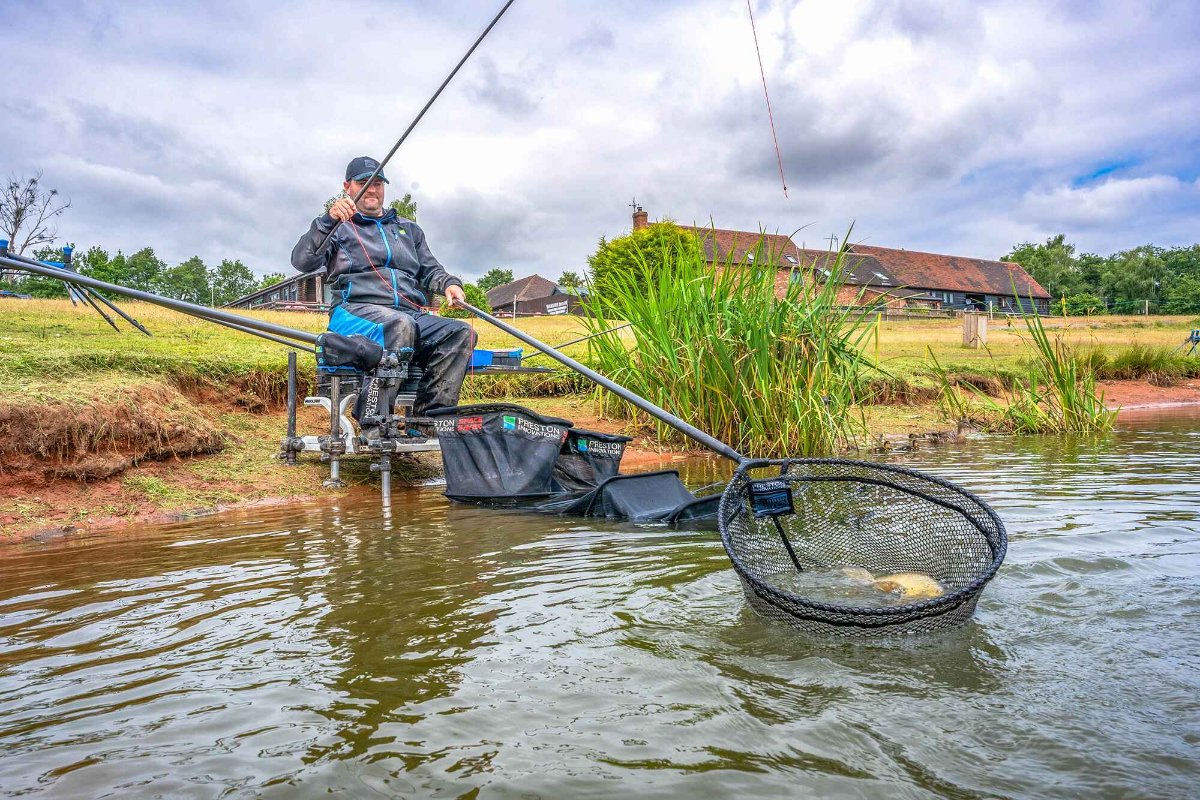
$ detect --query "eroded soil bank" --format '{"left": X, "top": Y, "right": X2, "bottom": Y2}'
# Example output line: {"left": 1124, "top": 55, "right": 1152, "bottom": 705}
{"left": 2, "top": 378, "right": 1197, "bottom": 545}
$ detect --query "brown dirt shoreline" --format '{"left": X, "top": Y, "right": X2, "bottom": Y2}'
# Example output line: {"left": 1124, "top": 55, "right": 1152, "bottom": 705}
{"left": 2, "top": 378, "right": 1198, "bottom": 546}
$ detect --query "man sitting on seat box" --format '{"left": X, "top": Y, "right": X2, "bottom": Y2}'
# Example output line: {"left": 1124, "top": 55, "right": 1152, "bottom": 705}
{"left": 291, "top": 156, "right": 475, "bottom": 436}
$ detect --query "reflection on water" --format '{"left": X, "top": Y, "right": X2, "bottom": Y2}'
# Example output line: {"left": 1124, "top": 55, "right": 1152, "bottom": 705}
{"left": 1, "top": 410, "right": 1198, "bottom": 798}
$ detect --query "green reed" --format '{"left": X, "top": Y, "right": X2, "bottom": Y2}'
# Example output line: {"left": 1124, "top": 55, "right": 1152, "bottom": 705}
{"left": 1080, "top": 343, "right": 1200, "bottom": 384}
{"left": 580, "top": 228, "right": 881, "bottom": 456}
{"left": 930, "top": 309, "right": 1116, "bottom": 434}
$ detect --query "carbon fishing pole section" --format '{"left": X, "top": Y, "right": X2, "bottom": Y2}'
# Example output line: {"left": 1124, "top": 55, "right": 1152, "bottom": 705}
{"left": 462, "top": 302, "right": 745, "bottom": 463}
{"left": 314, "top": 0, "right": 518, "bottom": 254}
{"left": 0, "top": 243, "right": 152, "bottom": 336}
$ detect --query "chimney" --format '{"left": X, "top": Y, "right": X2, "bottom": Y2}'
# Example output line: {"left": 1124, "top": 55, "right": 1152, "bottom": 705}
{"left": 632, "top": 205, "right": 648, "bottom": 231}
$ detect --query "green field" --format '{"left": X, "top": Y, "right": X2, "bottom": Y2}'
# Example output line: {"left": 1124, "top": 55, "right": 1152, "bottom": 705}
{"left": 2, "top": 298, "right": 1194, "bottom": 393}
{"left": 0, "top": 298, "right": 1196, "bottom": 537}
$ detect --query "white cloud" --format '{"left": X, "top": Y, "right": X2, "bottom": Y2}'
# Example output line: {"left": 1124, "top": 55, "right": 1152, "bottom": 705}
{"left": 1021, "top": 175, "right": 1188, "bottom": 226}
{"left": 1, "top": 0, "right": 1197, "bottom": 282}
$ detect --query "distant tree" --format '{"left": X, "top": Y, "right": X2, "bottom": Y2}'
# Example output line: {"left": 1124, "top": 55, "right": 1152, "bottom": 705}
{"left": 18, "top": 244, "right": 70, "bottom": 297}
{"left": 557, "top": 270, "right": 583, "bottom": 293}
{"left": 477, "top": 268, "right": 514, "bottom": 292}
{"left": 80, "top": 249, "right": 130, "bottom": 296}
{"left": 258, "top": 272, "right": 286, "bottom": 290}
{"left": 20, "top": 275, "right": 69, "bottom": 298}
{"left": 587, "top": 221, "right": 702, "bottom": 300}
{"left": 0, "top": 171, "right": 70, "bottom": 255}
{"left": 1004, "top": 234, "right": 1083, "bottom": 298}
{"left": 75, "top": 246, "right": 110, "bottom": 276}
{"left": 30, "top": 243, "right": 67, "bottom": 263}
{"left": 209, "top": 259, "right": 258, "bottom": 306}
{"left": 1162, "top": 244, "right": 1200, "bottom": 278}
{"left": 1163, "top": 273, "right": 1200, "bottom": 315}
{"left": 1161, "top": 245, "right": 1200, "bottom": 306}
{"left": 125, "top": 247, "right": 166, "bottom": 292}
{"left": 1099, "top": 245, "right": 1166, "bottom": 313}
{"left": 388, "top": 192, "right": 417, "bottom": 220}
{"left": 323, "top": 193, "right": 345, "bottom": 214}
{"left": 438, "top": 283, "right": 491, "bottom": 319}
{"left": 1063, "top": 292, "right": 1107, "bottom": 316}
{"left": 322, "top": 191, "right": 417, "bottom": 221}
{"left": 159, "top": 256, "right": 210, "bottom": 302}
{"left": 1077, "top": 252, "right": 1108, "bottom": 292}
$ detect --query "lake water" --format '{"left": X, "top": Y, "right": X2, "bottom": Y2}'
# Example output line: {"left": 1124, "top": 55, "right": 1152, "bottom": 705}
{"left": 1, "top": 410, "right": 1197, "bottom": 798}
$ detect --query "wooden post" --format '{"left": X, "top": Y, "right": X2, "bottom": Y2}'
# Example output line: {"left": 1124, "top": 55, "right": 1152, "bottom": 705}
{"left": 963, "top": 312, "right": 987, "bottom": 348}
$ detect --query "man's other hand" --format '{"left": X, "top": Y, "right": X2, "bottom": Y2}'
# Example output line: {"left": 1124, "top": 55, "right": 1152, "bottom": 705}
{"left": 445, "top": 285, "right": 467, "bottom": 309}
{"left": 328, "top": 197, "right": 357, "bottom": 223}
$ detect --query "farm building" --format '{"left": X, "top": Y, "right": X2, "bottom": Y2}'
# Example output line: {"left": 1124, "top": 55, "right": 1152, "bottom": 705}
{"left": 632, "top": 207, "right": 1051, "bottom": 314}
{"left": 485, "top": 274, "right": 584, "bottom": 316}
{"left": 225, "top": 273, "right": 329, "bottom": 312}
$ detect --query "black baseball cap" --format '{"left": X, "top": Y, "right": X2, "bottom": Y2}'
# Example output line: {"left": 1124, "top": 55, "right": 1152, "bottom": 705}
{"left": 345, "top": 156, "right": 389, "bottom": 183}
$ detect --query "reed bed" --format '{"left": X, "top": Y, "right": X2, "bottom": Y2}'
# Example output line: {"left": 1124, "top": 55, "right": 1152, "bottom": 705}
{"left": 1079, "top": 344, "right": 1200, "bottom": 385}
{"left": 931, "top": 310, "right": 1117, "bottom": 434}
{"left": 580, "top": 229, "right": 881, "bottom": 457}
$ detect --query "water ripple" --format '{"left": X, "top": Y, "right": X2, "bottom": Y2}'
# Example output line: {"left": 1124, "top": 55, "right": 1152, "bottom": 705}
{"left": 1, "top": 410, "right": 1198, "bottom": 797}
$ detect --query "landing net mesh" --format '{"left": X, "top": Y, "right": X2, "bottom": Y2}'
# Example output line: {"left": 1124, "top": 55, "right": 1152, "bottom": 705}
{"left": 718, "top": 459, "right": 1006, "bottom": 637}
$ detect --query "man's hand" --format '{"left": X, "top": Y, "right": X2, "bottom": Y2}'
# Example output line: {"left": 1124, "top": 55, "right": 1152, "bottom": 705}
{"left": 445, "top": 284, "right": 467, "bottom": 309}
{"left": 328, "top": 197, "right": 357, "bottom": 223}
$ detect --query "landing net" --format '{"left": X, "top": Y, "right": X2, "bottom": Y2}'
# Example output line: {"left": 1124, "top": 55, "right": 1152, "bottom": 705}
{"left": 718, "top": 459, "right": 1007, "bottom": 637}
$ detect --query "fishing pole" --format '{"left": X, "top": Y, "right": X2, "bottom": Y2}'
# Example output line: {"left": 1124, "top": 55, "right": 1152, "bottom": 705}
{"left": 83, "top": 287, "right": 153, "bottom": 336}
{"left": 462, "top": 302, "right": 744, "bottom": 463}
{"left": 209, "top": 320, "right": 316, "bottom": 353}
{"left": 0, "top": 255, "right": 319, "bottom": 346}
{"left": 75, "top": 286, "right": 121, "bottom": 332}
{"left": 522, "top": 322, "right": 634, "bottom": 362}
{"left": 314, "top": 0, "right": 518, "bottom": 253}
{"left": 0, "top": 246, "right": 152, "bottom": 334}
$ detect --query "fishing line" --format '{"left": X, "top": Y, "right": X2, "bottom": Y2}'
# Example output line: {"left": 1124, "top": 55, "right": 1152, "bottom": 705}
{"left": 747, "top": 0, "right": 788, "bottom": 198}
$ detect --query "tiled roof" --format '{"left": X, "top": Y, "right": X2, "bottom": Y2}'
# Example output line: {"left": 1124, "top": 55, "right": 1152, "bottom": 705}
{"left": 674, "top": 217, "right": 1049, "bottom": 300}
{"left": 485, "top": 274, "right": 562, "bottom": 309}
{"left": 788, "top": 245, "right": 1048, "bottom": 299}
{"left": 847, "top": 244, "right": 1050, "bottom": 299}
{"left": 791, "top": 249, "right": 902, "bottom": 289}
{"left": 684, "top": 226, "right": 804, "bottom": 269}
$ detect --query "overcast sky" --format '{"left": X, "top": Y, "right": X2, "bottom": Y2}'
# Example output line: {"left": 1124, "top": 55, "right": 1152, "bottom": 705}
{"left": 4, "top": 0, "right": 1198, "bottom": 282}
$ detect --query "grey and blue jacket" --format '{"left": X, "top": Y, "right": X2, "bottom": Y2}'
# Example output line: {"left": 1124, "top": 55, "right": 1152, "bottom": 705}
{"left": 290, "top": 208, "right": 463, "bottom": 309}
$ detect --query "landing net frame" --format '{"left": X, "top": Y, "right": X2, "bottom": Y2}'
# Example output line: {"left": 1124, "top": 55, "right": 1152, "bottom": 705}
{"left": 718, "top": 458, "right": 1007, "bottom": 637}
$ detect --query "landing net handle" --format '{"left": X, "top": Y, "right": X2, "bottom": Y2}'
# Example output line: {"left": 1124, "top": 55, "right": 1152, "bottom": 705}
{"left": 462, "top": 302, "right": 745, "bottom": 463}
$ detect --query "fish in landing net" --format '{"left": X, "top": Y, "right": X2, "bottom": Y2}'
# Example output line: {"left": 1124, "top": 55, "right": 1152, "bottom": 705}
{"left": 841, "top": 567, "right": 945, "bottom": 600}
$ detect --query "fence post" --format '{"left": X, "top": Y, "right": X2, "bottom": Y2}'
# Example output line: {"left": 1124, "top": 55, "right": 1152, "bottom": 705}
{"left": 963, "top": 311, "right": 987, "bottom": 349}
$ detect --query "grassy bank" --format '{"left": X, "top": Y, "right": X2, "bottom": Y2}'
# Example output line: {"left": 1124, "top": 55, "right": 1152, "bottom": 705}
{"left": 0, "top": 297, "right": 1197, "bottom": 536}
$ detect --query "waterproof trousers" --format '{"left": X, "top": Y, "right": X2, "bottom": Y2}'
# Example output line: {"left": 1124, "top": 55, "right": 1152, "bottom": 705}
{"left": 338, "top": 302, "right": 477, "bottom": 415}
